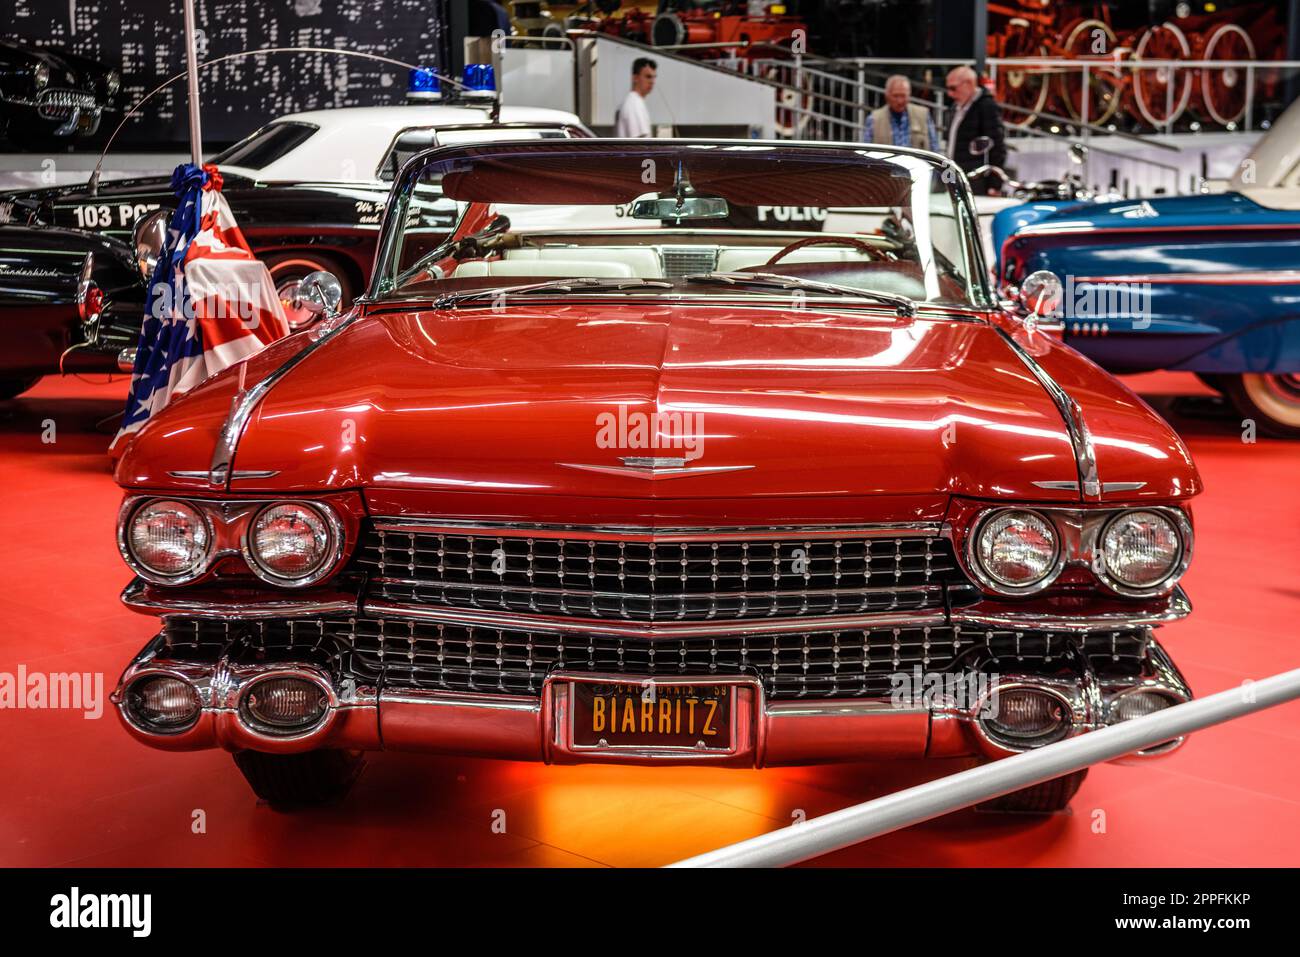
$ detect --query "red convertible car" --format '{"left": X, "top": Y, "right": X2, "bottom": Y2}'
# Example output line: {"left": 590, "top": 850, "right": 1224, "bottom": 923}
{"left": 110, "top": 140, "right": 1199, "bottom": 813}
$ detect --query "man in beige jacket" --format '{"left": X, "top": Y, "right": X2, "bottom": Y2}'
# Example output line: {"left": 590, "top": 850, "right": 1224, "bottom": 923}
{"left": 868, "top": 75, "right": 939, "bottom": 152}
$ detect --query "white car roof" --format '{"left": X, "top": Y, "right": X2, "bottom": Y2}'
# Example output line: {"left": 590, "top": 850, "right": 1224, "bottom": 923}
{"left": 220, "top": 104, "right": 586, "bottom": 183}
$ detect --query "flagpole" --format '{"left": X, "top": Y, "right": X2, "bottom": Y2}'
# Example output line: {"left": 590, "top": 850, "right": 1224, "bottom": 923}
{"left": 182, "top": 0, "right": 203, "bottom": 165}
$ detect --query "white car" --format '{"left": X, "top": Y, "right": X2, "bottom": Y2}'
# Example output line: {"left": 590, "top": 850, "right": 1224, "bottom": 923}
{"left": 4, "top": 102, "right": 593, "bottom": 312}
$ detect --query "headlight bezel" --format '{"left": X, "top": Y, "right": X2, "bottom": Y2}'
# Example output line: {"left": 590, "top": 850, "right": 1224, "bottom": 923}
{"left": 241, "top": 501, "right": 343, "bottom": 588}
{"left": 967, "top": 507, "right": 1065, "bottom": 596}
{"left": 117, "top": 495, "right": 347, "bottom": 588}
{"left": 118, "top": 497, "right": 215, "bottom": 585}
{"left": 960, "top": 503, "right": 1192, "bottom": 600}
{"left": 1096, "top": 507, "right": 1192, "bottom": 598}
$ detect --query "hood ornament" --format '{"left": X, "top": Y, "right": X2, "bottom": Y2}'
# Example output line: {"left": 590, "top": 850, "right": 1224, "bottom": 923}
{"left": 558, "top": 456, "right": 753, "bottom": 480}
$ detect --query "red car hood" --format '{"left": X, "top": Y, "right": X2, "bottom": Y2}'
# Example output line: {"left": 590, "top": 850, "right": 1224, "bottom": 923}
{"left": 116, "top": 301, "right": 1199, "bottom": 511}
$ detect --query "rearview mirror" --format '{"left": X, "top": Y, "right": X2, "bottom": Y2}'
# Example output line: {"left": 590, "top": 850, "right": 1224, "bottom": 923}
{"left": 132, "top": 208, "right": 170, "bottom": 281}
{"left": 294, "top": 270, "right": 343, "bottom": 318}
{"left": 632, "top": 195, "right": 729, "bottom": 223}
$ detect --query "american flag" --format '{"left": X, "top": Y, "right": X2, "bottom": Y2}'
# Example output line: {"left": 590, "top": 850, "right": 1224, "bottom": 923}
{"left": 110, "top": 163, "right": 290, "bottom": 453}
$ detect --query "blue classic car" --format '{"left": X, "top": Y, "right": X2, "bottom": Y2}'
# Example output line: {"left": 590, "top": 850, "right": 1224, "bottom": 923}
{"left": 997, "top": 100, "right": 1300, "bottom": 437}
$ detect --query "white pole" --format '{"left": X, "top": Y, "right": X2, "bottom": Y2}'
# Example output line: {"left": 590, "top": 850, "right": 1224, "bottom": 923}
{"left": 183, "top": 0, "right": 203, "bottom": 165}
{"left": 670, "top": 667, "right": 1300, "bottom": 868}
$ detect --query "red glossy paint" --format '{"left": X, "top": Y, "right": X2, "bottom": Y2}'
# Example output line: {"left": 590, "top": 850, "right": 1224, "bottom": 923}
{"left": 115, "top": 299, "right": 1200, "bottom": 522}
{"left": 8, "top": 373, "right": 1297, "bottom": 866}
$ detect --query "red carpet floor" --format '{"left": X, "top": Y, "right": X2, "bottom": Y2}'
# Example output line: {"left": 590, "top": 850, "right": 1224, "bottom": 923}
{"left": 1, "top": 372, "right": 1297, "bottom": 867}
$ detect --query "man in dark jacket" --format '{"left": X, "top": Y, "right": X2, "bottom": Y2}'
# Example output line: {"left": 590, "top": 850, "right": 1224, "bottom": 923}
{"left": 944, "top": 66, "right": 1007, "bottom": 195}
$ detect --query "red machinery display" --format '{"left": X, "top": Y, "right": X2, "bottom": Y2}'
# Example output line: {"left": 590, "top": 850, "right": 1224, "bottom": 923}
{"left": 987, "top": 1, "right": 1285, "bottom": 129}
{"left": 559, "top": 1, "right": 808, "bottom": 60}
{"left": 651, "top": 0, "right": 807, "bottom": 56}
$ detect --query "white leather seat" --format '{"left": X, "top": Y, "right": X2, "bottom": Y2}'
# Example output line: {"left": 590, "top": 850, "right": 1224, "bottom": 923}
{"left": 715, "top": 247, "right": 876, "bottom": 272}
{"left": 452, "top": 259, "right": 636, "bottom": 279}
{"left": 506, "top": 247, "right": 664, "bottom": 278}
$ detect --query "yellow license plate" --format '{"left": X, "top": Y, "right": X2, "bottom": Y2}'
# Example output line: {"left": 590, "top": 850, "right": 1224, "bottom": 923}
{"left": 571, "top": 681, "right": 733, "bottom": 750}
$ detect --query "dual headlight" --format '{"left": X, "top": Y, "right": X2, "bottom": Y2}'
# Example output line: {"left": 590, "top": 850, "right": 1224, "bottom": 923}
{"left": 122, "top": 499, "right": 339, "bottom": 587}
{"left": 971, "top": 507, "right": 1188, "bottom": 596}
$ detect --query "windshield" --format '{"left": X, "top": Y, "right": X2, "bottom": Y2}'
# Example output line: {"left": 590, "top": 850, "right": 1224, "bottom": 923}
{"left": 372, "top": 141, "right": 991, "bottom": 309}
{"left": 209, "top": 122, "right": 318, "bottom": 170}
{"left": 378, "top": 126, "right": 576, "bottom": 181}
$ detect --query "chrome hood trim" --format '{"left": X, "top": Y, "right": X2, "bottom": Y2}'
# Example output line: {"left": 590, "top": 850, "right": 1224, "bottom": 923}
{"left": 995, "top": 327, "right": 1101, "bottom": 501}
{"left": 207, "top": 309, "right": 362, "bottom": 489}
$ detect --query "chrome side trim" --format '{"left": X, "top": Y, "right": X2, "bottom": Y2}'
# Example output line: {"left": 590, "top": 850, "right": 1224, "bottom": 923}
{"left": 169, "top": 469, "right": 281, "bottom": 481}
{"left": 556, "top": 462, "right": 755, "bottom": 480}
{"left": 208, "top": 309, "right": 362, "bottom": 488}
{"left": 1033, "top": 480, "right": 1146, "bottom": 493}
{"left": 370, "top": 575, "right": 951, "bottom": 605}
{"left": 1073, "top": 270, "right": 1300, "bottom": 285}
{"left": 995, "top": 327, "right": 1101, "bottom": 501}
{"left": 368, "top": 518, "right": 944, "bottom": 542}
{"left": 362, "top": 599, "right": 951, "bottom": 639}
{"left": 951, "top": 586, "right": 1191, "bottom": 631}
{"left": 121, "top": 577, "right": 361, "bottom": 618}
{"left": 120, "top": 577, "right": 1192, "bottom": 633}
{"left": 369, "top": 594, "right": 1191, "bottom": 636}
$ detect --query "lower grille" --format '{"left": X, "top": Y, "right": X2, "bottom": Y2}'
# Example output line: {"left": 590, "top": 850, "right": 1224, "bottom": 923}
{"left": 162, "top": 617, "right": 1152, "bottom": 701}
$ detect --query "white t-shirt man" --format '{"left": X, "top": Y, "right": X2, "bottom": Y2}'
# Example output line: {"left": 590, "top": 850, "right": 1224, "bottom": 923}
{"left": 615, "top": 89, "right": 651, "bottom": 138}
{"left": 615, "top": 59, "right": 657, "bottom": 137}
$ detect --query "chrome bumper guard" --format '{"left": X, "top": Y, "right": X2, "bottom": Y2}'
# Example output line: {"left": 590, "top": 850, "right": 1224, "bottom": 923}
{"left": 111, "top": 630, "right": 1193, "bottom": 767}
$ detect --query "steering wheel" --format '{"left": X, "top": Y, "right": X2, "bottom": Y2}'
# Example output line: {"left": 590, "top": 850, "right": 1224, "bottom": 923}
{"left": 765, "top": 235, "right": 881, "bottom": 267}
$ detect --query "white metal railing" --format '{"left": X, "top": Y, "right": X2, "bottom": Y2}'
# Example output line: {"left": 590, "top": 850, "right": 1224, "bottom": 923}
{"left": 717, "top": 54, "right": 1300, "bottom": 141}
{"left": 670, "top": 667, "right": 1300, "bottom": 868}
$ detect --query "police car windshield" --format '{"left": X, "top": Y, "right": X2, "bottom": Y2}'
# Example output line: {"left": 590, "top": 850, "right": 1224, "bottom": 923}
{"left": 209, "top": 122, "right": 318, "bottom": 171}
{"left": 375, "top": 141, "right": 989, "bottom": 308}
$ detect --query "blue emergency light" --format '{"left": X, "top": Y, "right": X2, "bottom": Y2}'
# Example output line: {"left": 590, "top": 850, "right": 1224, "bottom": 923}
{"left": 407, "top": 67, "right": 441, "bottom": 101}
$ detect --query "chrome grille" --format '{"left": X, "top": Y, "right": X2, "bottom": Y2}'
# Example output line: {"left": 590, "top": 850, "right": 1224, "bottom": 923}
{"left": 659, "top": 245, "right": 718, "bottom": 278}
{"left": 355, "top": 526, "right": 976, "bottom": 622}
{"left": 37, "top": 88, "right": 99, "bottom": 118}
{"left": 163, "top": 617, "right": 1151, "bottom": 701}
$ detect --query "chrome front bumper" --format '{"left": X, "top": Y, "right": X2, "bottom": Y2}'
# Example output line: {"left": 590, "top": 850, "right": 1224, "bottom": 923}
{"left": 111, "top": 631, "right": 1193, "bottom": 767}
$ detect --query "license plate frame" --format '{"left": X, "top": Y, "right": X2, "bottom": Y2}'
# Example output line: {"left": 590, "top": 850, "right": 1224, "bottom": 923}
{"left": 544, "top": 673, "right": 762, "bottom": 762}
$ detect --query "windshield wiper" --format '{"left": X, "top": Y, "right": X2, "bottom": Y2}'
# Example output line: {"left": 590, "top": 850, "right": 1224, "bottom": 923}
{"left": 434, "top": 277, "right": 672, "bottom": 309}
{"left": 684, "top": 271, "right": 917, "bottom": 317}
